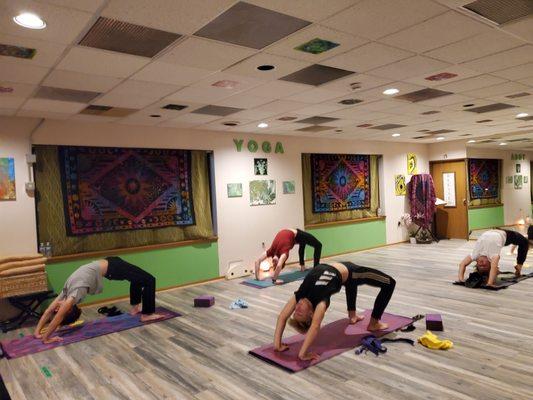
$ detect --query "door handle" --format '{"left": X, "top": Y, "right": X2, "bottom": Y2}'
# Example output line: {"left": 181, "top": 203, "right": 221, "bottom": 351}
{"left": 463, "top": 199, "right": 466, "bottom": 205}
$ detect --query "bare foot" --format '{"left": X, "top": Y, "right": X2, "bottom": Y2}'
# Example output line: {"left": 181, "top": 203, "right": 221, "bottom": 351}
{"left": 367, "top": 320, "right": 389, "bottom": 331}
{"left": 254, "top": 262, "right": 260, "bottom": 280}
{"left": 140, "top": 313, "right": 165, "bottom": 323}
{"left": 129, "top": 304, "right": 142, "bottom": 316}
{"left": 300, "top": 264, "right": 306, "bottom": 272}
{"left": 273, "top": 279, "right": 284, "bottom": 285}
{"left": 515, "top": 265, "right": 522, "bottom": 278}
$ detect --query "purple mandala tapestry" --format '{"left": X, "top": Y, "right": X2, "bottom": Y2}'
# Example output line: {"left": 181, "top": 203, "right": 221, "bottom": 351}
{"left": 468, "top": 158, "right": 499, "bottom": 200}
{"left": 311, "top": 154, "right": 370, "bottom": 213}
{"left": 59, "top": 146, "right": 194, "bottom": 235}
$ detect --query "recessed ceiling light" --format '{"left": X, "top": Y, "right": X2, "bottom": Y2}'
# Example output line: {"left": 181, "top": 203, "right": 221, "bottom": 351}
{"left": 257, "top": 122, "right": 268, "bottom": 128}
{"left": 436, "top": 136, "right": 445, "bottom": 141}
{"left": 499, "top": 142, "right": 507, "bottom": 146}
{"left": 223, "top": 121, "right": 239, "bottom": 126}
{"left": 467, "top": 139, "right": 476, "bottom": 143}
{"left": 463, "top": 104, "right": 474, "bottom": 108}
{"left": 150, "top": 114, "right": 161, "bottom": 118}
{"left": 257, "top": 65, "right": 274, "bottom": 71}
{"left": 516, "top": 112, "right": 529, "bottom": 118}
{"left": 13, "top": 12, "right": 46, "bottom": 29}
{"left": 391, "top": 133, "right": 400, "bottom": 137}
{"left": 383, "top": 88, "right": 399, "bottom": 95}
{"left": 335, "top": 129, "right": 343, "bottom": 133}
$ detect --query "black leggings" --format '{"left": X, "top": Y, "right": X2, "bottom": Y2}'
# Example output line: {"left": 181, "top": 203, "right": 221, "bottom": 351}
{"left": 104, "top": 257, "right": 156, "bottom": 314}
{"left": 503, "top": 230, "right": 529, "bottom": 265}
{"left": 295, "top": 229, "right": 322, "bottom": 267}
{"left": 342, "top": 262, "right": 396, "bottom": 320}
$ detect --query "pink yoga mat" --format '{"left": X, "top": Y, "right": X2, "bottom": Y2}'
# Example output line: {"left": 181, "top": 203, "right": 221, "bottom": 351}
{"left": 249, "top": 310, "right": 412, "bottom": 372}
{"left": 0, "top": 307, "right": 180, "bottom": 359}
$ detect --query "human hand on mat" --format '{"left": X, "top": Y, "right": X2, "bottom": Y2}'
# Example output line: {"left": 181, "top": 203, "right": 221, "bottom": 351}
{"left": 298, "top": 352, "right": 320, "bottom": 362}
{"left": 274, "top": 343, "right": 289, "bottom": 352}
{"left": 42, "top": 336, "right": 63, "bottom": 344}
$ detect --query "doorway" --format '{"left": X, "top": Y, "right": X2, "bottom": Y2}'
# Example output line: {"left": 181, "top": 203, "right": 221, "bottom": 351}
{"left": 430, "top": 160, "right": 469, "bottom": 239}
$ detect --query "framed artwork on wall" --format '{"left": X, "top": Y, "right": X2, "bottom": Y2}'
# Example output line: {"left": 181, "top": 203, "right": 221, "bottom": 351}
{"left": 516, "top": 164, "right": 521, "bottom": 173}
{"left": 282, "top": 181, "right": 295, "bottom": 194}
{"left": 524, "top": 176, "right": 529, "bottom": 184}
{"left": 506, "top": 176, "right": 513, "bottom": 184}
{"left": 0, "top": 157, "right": 16, "bottom": 200}
{"left": 514, "top": 175, "right": 523, "bottom": 189}
{"left": 227, "top": 183, "right": 242, "bottom": 198}
{"left": 254, "top": 158, "right": 268, "bottom": 175}
{"left": 442, "top": 172, "right": 456, "bottom": 207}
{"left": 395, "top": 174, "right": 406, "bottom": 196}
{"left": 407, "top": 153, "right": 417, "bottom": 175}
{"left": 250, "top": 180, "right": 276, "bottom": 206}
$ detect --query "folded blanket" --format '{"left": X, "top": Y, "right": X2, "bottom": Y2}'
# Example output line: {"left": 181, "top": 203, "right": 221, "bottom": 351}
{"left": 0, "top": 254, "right": 44, "bottom": 264}
{"left": 0, "top": 264, "right": 46, "bottom": 277}
{"left": 0, "top": 257, "right": 47, "bottom": 272}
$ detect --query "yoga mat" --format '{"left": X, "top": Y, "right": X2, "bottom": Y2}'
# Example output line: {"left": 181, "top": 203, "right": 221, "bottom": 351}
{"left": 241, "top": 269, "right": 308, "bottom": 289}
{"left": 453, "top": 272, "right": 533, "bottom": 290}
{"left": 0, "top": 374, "right": 11, "bottom": 400}
{"left": 0, "top": 307, "right": 180, "bottom": 359}
{"left": 249, "top": 310, "right": 412, "bottom": 372}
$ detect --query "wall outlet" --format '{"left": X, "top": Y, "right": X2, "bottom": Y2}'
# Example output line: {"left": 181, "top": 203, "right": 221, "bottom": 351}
{"left": 26, "top": 154, "right": 36, "bottom": 164}
{"left": 25, "top": 182, "right": 35, "bottom": 192}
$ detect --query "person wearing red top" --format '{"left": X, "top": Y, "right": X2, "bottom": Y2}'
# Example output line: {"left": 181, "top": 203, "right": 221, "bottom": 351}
{"left": 254, "top": 228, "right": 322, "bottom": 284}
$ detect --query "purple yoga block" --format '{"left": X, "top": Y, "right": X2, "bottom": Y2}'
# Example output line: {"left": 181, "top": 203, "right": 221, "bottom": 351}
{"left": 426, "top": 314, "right": 443, "bottom": 331}
{"left": 194, "top": 295, "right": 215, "bottom": 307}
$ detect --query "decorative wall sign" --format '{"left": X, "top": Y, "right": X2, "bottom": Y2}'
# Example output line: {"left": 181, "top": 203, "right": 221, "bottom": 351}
{"left": 506, "top": 176, "right": 513, "bottom": 184}
{"left": 254, "top": 158, "right": 268, "bottom": 175}
{"left": 514, "top": 175, "right": 523, "bottom": 189}
{"left": 395, "top": 174, "right": 406, "bottom": 196}
{"left": 233, "top": 139, "right": 284, "bottom": 154}
{"left": 442, "top": 172, "right": 456, "bottom": 207}
{"left": 250, "top": 180, "right": 276, "bottom": 206}
{"left": 524, "top": 176, "right": 529, "bottom": 184}
{"left": 0, "top": 157, "right": 16, "bottom": 200}
{"left": 511, "top": 153, "right": 525, "bottom": 160}
{"left": 227, "top": 183, "right": 242, "bottom": 198}
{"left": 516, "top": 163, "right": 521, "bottom": 173}
{"left": 407, "top": 153, "right": 417, "bottom": 175}
{"left": 468, "top": 158, "right": 499, "bottom": 199}
{"left": 283, "top": 181, "right": 295, "bottom": 194}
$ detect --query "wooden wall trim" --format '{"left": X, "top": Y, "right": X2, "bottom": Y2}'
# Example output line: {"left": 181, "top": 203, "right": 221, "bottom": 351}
{"left": 305, "top": 216, "right": 385, "bottom": 229}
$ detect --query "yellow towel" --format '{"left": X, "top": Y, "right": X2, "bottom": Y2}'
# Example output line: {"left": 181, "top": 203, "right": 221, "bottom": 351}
{"left": 418, "top": 331, "right": 453, "bottom": 350}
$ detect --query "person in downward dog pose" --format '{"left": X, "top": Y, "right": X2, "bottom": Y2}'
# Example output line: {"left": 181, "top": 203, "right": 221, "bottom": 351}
{"left": 458, "top": 227, "right": 532, "bottom": 287}
{"left": 34, "top": 256, "right": 163, "bottom": 343}
{"left": 273, "top": 261, "right": 396, "bottom": 361}
{"left": 254, "top": 228, "right": 322, "bottom": 284}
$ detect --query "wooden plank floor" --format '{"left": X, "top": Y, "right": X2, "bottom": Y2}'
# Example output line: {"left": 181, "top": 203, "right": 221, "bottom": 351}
{"left": 2, "top": 239, "right": 533, "bottom": 399}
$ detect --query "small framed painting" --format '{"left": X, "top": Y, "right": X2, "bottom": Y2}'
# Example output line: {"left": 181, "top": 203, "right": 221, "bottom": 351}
{"left": 516, "top": 163, "right": 521, "bottom": 173}
{"left": 283, "top": 180, "right": 295, "bottom": 194}
{"left": 524, "top": 176, "right": 529, "bottom": 184}
{"left": 514, "top": 174, "right": 522, "bottom": 189}
{"left": 505, "top": 176, "right": 513, "bottom": 184}
{"left": 254, "top": 158, "right": 268, "bottom": 175}
{"left": 227, "top": 183, "right": 242, "bottom": 198}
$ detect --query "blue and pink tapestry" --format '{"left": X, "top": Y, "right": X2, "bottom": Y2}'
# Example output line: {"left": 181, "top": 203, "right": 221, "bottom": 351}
{"left": 59, "top": 146, "right": 194, "bottom": 235}
{"left": 468, "top": 158, "right": 499, "bottom": 200}
{"left": 311, "top": 154, "right": 370, "bottom": 213}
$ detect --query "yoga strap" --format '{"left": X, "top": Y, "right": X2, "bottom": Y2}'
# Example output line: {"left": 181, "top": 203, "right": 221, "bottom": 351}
{"left": 381, "top": 338, "right": 415, "bottom": 346}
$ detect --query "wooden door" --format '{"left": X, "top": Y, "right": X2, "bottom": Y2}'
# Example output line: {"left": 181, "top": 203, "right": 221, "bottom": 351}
{"left": 430, "top": 160, "right": 469, "bottom": 239}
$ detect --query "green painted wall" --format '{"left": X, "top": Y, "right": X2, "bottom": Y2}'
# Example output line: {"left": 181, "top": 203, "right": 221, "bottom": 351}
{"left": 468, "top": 206, "right": 504, "bottom": 230}
{"left": 306, "top": 219, "right": 387, "bottom": 258}
{"left": 46, "top": 242, "right": 219, "bottom": 305}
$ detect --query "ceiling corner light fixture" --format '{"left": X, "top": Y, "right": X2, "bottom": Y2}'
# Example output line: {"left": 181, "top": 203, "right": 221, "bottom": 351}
{"left": 383, "top": 88, "right": 399, "bottom": 96}
{"left": 13, "top": 12, "right": 46, "bottom": 29}
{"left": 257, "top": 122, "right": 268, "bottom": 128}
{"left": 391, "top": 133, "right": 400, "bottom": 137}
{"left": 467, "top": 139, "right": 476, "bottom": 143}
{"left": 257, "top": 65, "right": 275, "bottom": 71}
{"left": 499, "top": 142, "right": 507, "bottom": 146}
{"left": 436, "top": 136, "right": 445, "bottom": 141}
{"left": 149, "top": 114, "right": 161, "bottom": 118}
{"left": 516, "top": 112, "right": 529, "bottom": 118}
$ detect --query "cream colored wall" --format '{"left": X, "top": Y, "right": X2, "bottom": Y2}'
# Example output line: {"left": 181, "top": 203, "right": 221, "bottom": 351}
{"left": 467, "top": 147, "right": 532, "bottom": 225}
{"left": 0, "top": 117, "right": 41, "bottom": 254}
{"left": 428, "top": 140, "right": 467, "bottom": 161}
{"left": 1, "top": 116, "right": 430, "bottom": 273}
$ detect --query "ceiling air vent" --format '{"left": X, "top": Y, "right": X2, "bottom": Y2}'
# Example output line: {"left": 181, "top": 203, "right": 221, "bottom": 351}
{"left": 463, "top": 0, "right": 533, "bottom": 25}
{"left": 35, "top": 86, "right": 101, "bottom": 103}
{"left": 464, "top": 103, "right": 516, "bottom": 113}
{"left": 0, "top": 43, "right": 36, "bottom": 59}
{"left": 395, "top": 88, "right": 453, "bottom": 103}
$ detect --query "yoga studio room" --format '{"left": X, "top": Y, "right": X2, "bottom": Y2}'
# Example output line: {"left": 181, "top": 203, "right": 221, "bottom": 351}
{"left": 1, "top": 1, "right": 533, "bottom": 399}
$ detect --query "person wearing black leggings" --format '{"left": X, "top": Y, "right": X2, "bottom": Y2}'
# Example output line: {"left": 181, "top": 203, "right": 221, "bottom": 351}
{"left": 254, "top": 228, "right": 322, "bottom": 284}
{"left": 273, "top": 261, "right": 396, "bottom": 362}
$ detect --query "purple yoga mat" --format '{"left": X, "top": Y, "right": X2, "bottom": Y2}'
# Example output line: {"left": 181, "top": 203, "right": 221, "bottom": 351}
{"left": 0, "top": 307, "right": 180, "bottom": 359}
{"left": 249, "top": 310, "right": 412, "bottom": 372}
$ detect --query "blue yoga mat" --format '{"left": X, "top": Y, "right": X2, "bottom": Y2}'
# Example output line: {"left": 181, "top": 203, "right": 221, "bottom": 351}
{"left": 241, "top": 269, "right": 309, "bottom": 289}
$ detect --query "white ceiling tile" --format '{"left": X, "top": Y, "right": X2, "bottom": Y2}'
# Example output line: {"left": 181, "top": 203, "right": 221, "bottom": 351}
{"left": 69, "top": 114, "right": 120, "bottom": 123}
{"left": 17, "top": 109, "right": 71, "bottom": 118}
{"left": 319, "top": 73, "right": 392, "bottom": 94}
{"left": 224, "top": 53, "right": 311, "bottom": 81}
{"left": 264, "top": 24, "right": 367, "bottom": 63}
{"left": 158, "top": 37, "right": 257, "bottom": 71}
{"left": 462, "top": 81, "right": 531, "bottom": 99}
{"left": 157, "top": 119, "right": 197, "bottom": 129}
{"left": 0, "top": 108, "right": 16, "bottom": 116}
{"left": 368, "top": 56, "right": 452, "bottom": 80}
{"left": 321, "top": 0, "right": 447, "bottom": 40}
{"left": 252, "top": 99, "right": 309, "bottom": 114}
{"left": 0, "top": 33, "right": 66, "bottom": 67}
{"left": 417, "top": 94, "right": 474, "bottom": 107}
{"left": 0, "top": 0, "right": 93, "bottom": 44}
{"left": 93, "top": 91, "right": 156, "bottom": 108}
{"left": 214, "top": 93, "right": 273, "bottom": 109}
{"left": 295, "top": 102, "right": 346, "bottom": 116}
{"left": 285, "top": 87, "right": 345, "bottom": 103}
{"left": 0, "top": 81, "right": 36, "bottom": 98}
{"left": 231, "top": 108, "right": 284, "bottom": 120}
{"left": 172, "top": 112, "right": 220, "bottom": 124}
{"left": 345, "top": 81, "right": 426, "bottom": 102}
{"left": 404, "top": 66, "right": 481, "bottom": 88}
{"left": 435, "top": 74, "right": 508, "bottom": 93}
{"left": 518, "top": 76, "right": 533, "bottom": 87}
{"left": 35, "top": 0, "right": 106, "bottom": 12}
{"left": 131, "top": 61, "right": 215, "bottom": 86}
{"left": 102, "top": 0, "right": 235, "bottom": 35}
{"left": 191, "top": 72, "right": 263, "bottom": 93}
{"left": 321, "top": 42, "right": 413, "bottom": 73}
{"left": 0, "top": 96, "right": 25, "bottom": 108}
{"left": 245, "top": 0, "right": 357, "bottom": 22}
{"left": 108, "top": 79, "right": 181, "bottom": 99}
{"left": 502, "top": 15, "right": 533, "bottom": 44}
{"left": 0, "top": 63, "right": 49, "bottom": 84}
{"left": 491, "top": 63, "right": 533, "bottom": 81}
{"left": 57, "top": 47, "right": 150, "bottom": 78}
{"left": 461, "top": 45, "right": 533, "bottom": 73}
{"left": 43, "top": 70, "right": 122, "bottom": 92}
{"left": 166, "top": 86, "right": 235, "bottom": 104}
{"left": 424, "top": 30, "right": 525, "bottom": 64}
{"left": 380, "top": 11, "right": 491, "bottom": 53}
{"left": 244, "top": 80, "right": 310, "bottom": 99}
{"left": 22, "top": 98, "right": 86, "bottom": 113}
{"left": 142, "top": 99, "right": 204, "bottom": 117}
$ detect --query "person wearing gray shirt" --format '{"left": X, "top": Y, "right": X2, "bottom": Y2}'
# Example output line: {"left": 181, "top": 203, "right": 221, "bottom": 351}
{"left": 34, "top": 257, "right": 164, "bottom": 344}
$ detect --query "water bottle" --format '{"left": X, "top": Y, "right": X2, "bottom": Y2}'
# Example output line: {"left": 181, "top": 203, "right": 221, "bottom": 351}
{"left": 39, "top": 242, "right": 44, "bottom": 256}
{"left": 45, "top": 242, "right": 52, "bottom": 257}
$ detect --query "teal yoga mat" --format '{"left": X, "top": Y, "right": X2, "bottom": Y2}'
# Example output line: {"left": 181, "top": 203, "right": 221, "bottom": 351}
{"left": 241, "top": 269, "right": 309, "bottom": 288}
